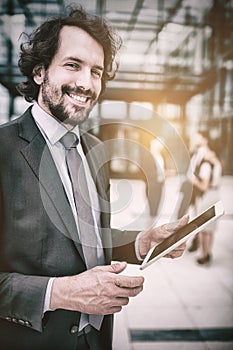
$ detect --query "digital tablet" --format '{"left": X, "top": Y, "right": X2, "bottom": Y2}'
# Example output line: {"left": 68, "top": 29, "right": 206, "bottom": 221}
{"left": 140, "top": 201, "right": 224, "bottom": 270}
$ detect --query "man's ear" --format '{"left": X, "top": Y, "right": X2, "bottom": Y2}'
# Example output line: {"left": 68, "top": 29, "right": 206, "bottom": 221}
{"left": 33, "top": 64, "right": 45, "bottom": 85}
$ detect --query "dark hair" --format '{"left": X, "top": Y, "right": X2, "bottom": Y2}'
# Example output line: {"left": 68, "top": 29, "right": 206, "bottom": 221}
{"left": 17, "top": 6, "right": 122, "bottom": 102}
{"left": 197, "top": 130, "right": 209, "bottom": 141}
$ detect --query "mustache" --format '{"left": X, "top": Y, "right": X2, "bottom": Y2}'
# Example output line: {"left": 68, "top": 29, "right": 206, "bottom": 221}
{"left": 62, "top": 85, "right": 97, "bottom": 101}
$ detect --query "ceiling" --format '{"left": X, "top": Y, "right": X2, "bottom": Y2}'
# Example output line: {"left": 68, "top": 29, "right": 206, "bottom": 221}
{"left": 0, "top": 0, "right": 232, "bottom": 105}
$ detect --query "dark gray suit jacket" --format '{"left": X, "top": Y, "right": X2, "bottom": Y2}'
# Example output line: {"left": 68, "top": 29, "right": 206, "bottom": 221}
{"left": 0, "top": 108, "right": 140, "bottom": 350}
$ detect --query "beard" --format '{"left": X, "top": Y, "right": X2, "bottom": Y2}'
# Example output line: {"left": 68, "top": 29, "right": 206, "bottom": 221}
{"left": 41, "top": 72, "right": 98, "bottom": 127}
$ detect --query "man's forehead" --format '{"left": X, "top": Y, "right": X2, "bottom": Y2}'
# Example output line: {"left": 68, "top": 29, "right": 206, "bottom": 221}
{"left": 57, "top": 26, "right": 104, "bottom": 62}
{"left": 59, "top": 26, "right": 98, "bottom": 47}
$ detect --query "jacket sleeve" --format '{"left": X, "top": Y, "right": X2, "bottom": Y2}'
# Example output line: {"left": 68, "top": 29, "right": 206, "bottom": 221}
{"left": 111, "top": 228, "right": 141, "bottom": 264}
{"left": 0, "top": 272, "right": 50, "bottom": 332}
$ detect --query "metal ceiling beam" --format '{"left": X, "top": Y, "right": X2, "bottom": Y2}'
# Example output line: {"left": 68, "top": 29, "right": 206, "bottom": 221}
{"left": 124, "top": 0, "right": 144, "bottom": 39}
{"left": 144, "top": 0, "right": 184, "bottom": 55}
{"left": 96, "top": 0, "right": 106, "bottom": 15}
{"left": 18, "top": 0, "right": 35, "bottom": 26}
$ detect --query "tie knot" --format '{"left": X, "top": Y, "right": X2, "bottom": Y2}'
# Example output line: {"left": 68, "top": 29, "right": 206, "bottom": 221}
{"left": 60, "top": 132, "right": 79, "bottom": 150}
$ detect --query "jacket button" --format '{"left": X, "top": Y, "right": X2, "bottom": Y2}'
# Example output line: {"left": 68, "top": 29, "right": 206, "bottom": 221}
{"left": 18, "top": 319, "right": 25, "bottom": 326}
{"left": 70, "top": 325, "right": 79, "bottom": 334}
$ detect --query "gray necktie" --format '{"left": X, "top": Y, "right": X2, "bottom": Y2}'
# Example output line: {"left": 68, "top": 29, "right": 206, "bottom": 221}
{"left": 60, "top": 132, "right": 103, "bottom": 330}
{"left": 60, "top": 132, "right": 98, "bottom": 268}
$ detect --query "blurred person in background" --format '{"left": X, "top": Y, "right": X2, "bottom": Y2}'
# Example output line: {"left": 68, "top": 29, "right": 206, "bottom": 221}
{"left": 176, "top": 131, "right": 209, "bottom": 252}
{"left": 192, "top": 144, "right": 222, "bottom": 265}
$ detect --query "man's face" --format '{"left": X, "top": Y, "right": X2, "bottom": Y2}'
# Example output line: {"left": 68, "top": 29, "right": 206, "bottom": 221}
{"left": 34, "top": 26, "right": 104, "bottom": 129}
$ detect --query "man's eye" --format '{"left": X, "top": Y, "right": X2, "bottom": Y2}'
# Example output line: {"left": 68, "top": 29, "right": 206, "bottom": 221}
{"left": 65, "top": 63, "right": 80, "bottom": 69}
{"left": 92, "top": 70, "right": 102, "bottom": 78}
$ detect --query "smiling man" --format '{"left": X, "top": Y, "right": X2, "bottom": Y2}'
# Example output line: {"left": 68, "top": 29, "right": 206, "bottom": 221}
{"left": 0, "top": 6, "right": 188, "bottom": 350}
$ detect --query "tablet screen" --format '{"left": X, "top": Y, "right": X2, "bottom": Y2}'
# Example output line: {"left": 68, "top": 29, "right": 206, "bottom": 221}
{"left": 147, "top": 206, "right": 215, "bottom": 262}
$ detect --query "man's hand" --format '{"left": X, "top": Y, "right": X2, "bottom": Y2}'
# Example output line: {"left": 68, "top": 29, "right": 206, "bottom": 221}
{"left": 139, "top": 215, "right": 189, "bottom": 259}
{"left": 50, "top": 262, "right": 144, "bottom": 315}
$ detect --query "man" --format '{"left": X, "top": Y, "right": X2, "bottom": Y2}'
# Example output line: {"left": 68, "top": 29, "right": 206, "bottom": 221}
{"left": 0, "top": 7, "right": 188, "bottom": 350}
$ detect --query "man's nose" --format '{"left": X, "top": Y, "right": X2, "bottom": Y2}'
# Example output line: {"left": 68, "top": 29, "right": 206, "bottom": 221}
{"left": 75, "top": 68, "right": 93, "bottom": 90}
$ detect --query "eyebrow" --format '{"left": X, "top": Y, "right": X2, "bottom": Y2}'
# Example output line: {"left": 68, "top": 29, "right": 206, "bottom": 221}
{"left": 63, "top": 56, "right": 104, "bottom": 72}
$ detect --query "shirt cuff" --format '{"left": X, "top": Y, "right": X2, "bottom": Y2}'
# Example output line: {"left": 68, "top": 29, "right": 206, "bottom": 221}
{"left": 43, "top": 277, "right": 56, "bottom": 314}
{"left": 135, "top": 231, "right": 145, "bottom": 261}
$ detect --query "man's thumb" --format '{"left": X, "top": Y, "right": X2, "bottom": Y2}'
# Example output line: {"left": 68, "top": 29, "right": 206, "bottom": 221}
{"left": 110, "top": 261, "right": 127, "bottom": 274}
{"left": 179, "top": 214, "right": 189, "bottom": 226}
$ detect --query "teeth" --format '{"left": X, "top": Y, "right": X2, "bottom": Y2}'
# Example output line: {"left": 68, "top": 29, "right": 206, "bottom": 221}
{"left": 69, "top": 93, "right": 87, "bottom": 102}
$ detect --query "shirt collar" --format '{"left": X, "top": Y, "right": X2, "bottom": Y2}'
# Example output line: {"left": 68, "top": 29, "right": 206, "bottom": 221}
{"left": 31, "top": 102, "right": 80, "bottom": 145}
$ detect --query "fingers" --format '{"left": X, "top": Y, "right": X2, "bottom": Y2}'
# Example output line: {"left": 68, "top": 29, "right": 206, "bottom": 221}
{"left": 166, "top": 214, "right": 189, "bottom": 233}
{"left": 113, "top": 274, "right": 144, "bottom": 299}
{"left": 97, "top": 261, "right": 127, "bottom": 274}
{"left": 92, "top": 263, "right": 144, "bottom": 293}
{"left": 100, "top": 297, "right": 130, "bottom": 315}
{"left": 111, "top": 261, "right": 127, "bottom": 274}
{"left": 92, "top": 263, "right": 144, "bottom": 298}
{"left": 115, "top": 274, "right": 144, "bottom": 289}
{"left": 165, "top": 242, "right": 186, "bottom": 259}
{"left": 117, "top": 285, "right": 144, "bottom": 298}
{"left": 96, "top": 262, "right": 144, "bottom": 290}
{"left": 178, "top": 214, "right": 189, "bottom": 226}
{"left": 109, "top": 306, "right": 123, "bottom": 314}
{"left": 177, "top": 242, "right": 186, "bottom": 251}
{"left": 119, "top": 297, "right": 130, "bottom": 306}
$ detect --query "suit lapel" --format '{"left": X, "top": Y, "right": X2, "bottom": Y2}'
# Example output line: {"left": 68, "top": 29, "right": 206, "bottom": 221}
{"left": 18, "top": 109, "right": 85, "bottom": 261}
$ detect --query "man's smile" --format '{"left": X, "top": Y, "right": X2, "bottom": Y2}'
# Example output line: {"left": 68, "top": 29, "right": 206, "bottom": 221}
{"left": 66, "top": 92, "right": 89, "bottom": 106}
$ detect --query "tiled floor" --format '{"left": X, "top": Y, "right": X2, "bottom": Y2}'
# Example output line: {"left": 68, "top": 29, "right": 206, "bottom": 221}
{"left": 111, "top": 176, "right": 233, "bottom": 350}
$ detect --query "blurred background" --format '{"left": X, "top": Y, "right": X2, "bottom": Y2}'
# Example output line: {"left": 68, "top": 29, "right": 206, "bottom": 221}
{"left": 0, "top": 1, "right": 232, "bottom": 349}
